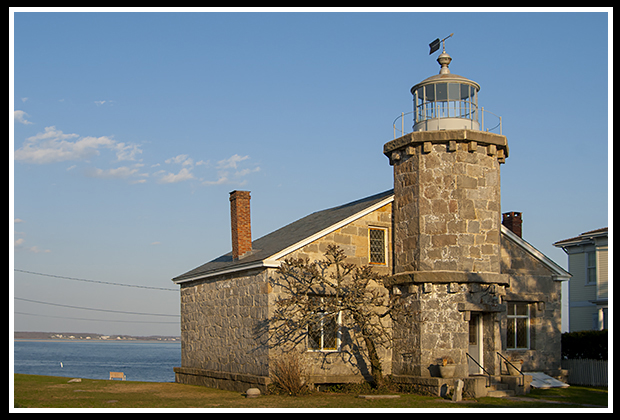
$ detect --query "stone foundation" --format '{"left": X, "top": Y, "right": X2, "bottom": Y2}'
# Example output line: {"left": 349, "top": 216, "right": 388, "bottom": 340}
{"left": 174, "top": 366, "right": 271, "bottom": 393}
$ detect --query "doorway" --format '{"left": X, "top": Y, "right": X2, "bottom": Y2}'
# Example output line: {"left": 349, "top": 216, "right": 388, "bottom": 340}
{"left": 468, "top": 312, "right": 483, "bottom": 375}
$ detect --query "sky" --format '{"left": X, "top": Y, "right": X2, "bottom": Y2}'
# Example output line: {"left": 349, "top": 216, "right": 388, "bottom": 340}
{"left": 11, "top": 9, "right": 611, "bottom": 337}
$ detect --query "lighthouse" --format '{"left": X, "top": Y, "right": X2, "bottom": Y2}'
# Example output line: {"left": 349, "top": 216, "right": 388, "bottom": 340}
{"left": 385, "top": 37, "right": 511, "bottom": 379}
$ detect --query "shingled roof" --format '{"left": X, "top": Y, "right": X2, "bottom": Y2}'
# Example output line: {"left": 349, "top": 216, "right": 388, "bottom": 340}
{"left": 172, "top": 189, "right": 394, "bottom": 284}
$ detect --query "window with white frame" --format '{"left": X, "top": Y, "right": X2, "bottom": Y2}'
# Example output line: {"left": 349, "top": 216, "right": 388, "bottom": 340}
{"left": 586, "top": 251, "right": 597, "bottom": 285}
{"left": 369, "top": 227, "right": 387, "bottom": 265}
{"left": 307, "top": 296, "right": 340, "bottom": 351}
{"left": 506, "top": 302, "right": 530, "bottom": 350}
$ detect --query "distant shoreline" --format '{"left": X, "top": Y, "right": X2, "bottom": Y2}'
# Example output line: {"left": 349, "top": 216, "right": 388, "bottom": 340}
{"left": 14, "top": 331, "right": 180, "bottom": 342}
{"left": 13, "top": 338, "right": 181, "bottom": 343}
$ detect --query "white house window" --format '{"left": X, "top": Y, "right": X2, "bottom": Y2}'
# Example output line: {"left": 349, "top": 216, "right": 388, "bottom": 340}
{"left": 369, "top": 227, "right": 387, "bottom": 265}
{"left": 586, "top": 251, "right": 597, "bottom": 285}
{"left": 308, "top": 296, "right": 340, "bottom": 351}
{"left": 506, "top": 302, "right": 530, "bottom": 350}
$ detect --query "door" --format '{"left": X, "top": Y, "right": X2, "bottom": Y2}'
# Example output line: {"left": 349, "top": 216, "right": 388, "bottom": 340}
{"left": 468, "top": 313, "right": 483, "bottom": 375}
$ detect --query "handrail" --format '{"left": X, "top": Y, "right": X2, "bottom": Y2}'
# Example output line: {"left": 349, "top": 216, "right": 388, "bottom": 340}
{"left": 497, "top": 352, "right": 524, "bottom": 387}
{"left": 392, "top": 107, "right": 502, "bottom": 139}
{"left": 465, "top": 352, "right": 491, "bottom": 387}
{"left": 392, "top": 111, "right": 413, "bottom": 139}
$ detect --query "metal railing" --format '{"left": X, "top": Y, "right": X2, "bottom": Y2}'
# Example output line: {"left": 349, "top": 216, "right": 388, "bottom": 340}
{"left": 392, "top": 107, "right": 502, "bottom": 139}
{"left": 466, "top": 352, "right": 492, "bottom": 387}
{"left": 497, "top": 352, "right": 524, "bottom": 388}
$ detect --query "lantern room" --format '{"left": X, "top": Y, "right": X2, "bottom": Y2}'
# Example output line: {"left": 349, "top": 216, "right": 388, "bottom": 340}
{"left": 411, "top": 51, "right": 481, "bottom": 132}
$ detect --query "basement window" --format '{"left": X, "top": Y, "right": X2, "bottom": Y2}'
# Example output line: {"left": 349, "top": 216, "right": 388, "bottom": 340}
{"left": 369, "top": 227, "right": 387, "bottom": 265}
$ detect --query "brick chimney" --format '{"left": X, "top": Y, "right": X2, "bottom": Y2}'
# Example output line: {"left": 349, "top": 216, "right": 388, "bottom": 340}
{"left": 229, "top": 190, "right": 252, "bottom": 260}
{"left": 502, "top": 211, "right": 522, "bottom": 238}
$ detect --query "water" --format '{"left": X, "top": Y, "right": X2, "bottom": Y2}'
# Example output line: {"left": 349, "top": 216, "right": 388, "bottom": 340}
{"left": 13, "top": 340, "right": 181, "bottom": 383}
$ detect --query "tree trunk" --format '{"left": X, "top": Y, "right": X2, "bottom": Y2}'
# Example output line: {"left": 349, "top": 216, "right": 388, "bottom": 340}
{"left": 354, "top": 313, "right": 384, "bottom": 388}
{"left": 363, "top": 334, "right": 384, "bottom": 388}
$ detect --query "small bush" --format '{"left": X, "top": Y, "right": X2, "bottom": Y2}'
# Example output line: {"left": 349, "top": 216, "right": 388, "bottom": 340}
{"left": 268, "top": 353, "right": 310, "bottom": 396}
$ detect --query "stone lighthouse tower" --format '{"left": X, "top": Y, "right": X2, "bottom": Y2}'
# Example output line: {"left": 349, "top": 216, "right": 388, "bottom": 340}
{"left": 385, "top": 39, "right": 510, "bottom": 387}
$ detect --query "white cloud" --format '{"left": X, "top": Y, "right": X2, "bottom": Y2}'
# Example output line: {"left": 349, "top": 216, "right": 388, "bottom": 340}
{"left": 14, "top": 110, "right": 33, "bottom": 125}
{"left": 235, "top": 167, "right": 261, "bottom": 177}
{"left": 14, "top": 126, "right": 143, "bottom": 164}
{"left": 85, "top": 164, "right": 149, "bottom": 184}
{"left": 13, "top": 237, "right": 51, "bottom": 253}
{"left": 165, "top": 154, "right": 193, "bottom": 166}
{"left": 200, "top": 154, "right": 260, "bottom": 186}
{"left": 202, "top": 175, "right": 230, "bottom": 186}
{"left": 158, "top": 167, "right": 195, "bottom": 184}
{"left": 14, "top": 218, "right": 24, "bottom": 224}
{"left": 114, "top": 142, "right": 142, "bottom": 162}
{"left": 217, "top": 154, "right": 249, "bottom": 169}
{"left": 86, "top": 166, "right": 140, "bottom": 179}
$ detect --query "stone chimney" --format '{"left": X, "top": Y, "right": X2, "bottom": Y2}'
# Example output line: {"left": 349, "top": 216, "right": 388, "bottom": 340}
{"left": 229, "top": 190, "right": 252, "bottom": 260}
{"left": 502, "top": 211, "right": 522, "bottom": 238}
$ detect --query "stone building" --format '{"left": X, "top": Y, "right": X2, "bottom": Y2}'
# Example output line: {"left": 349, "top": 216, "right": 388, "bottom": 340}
{"left": 172, "top": 47, "right": 571, "bottom": 396}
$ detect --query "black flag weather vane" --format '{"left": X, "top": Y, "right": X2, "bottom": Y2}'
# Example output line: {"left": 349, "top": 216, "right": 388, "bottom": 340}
{"left": 429, "top": 33, "right": 454, "bottom": 55}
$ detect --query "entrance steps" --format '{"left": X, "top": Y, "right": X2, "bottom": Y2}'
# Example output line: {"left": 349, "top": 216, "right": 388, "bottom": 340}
{"left": 486, "top": 379, "right": 515, "bottom": 398}
{"left": 467, "top": 374, "right": 532, "bottom": 398}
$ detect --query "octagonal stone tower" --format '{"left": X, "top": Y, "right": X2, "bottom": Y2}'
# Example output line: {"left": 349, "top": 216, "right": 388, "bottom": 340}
{"left": 385, "top": 50, "right": 508, "bottom": 276}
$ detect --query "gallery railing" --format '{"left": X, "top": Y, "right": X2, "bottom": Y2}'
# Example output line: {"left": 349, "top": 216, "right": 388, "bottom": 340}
{"left": 392, "top": 107, "right": 502, "bottom": 139}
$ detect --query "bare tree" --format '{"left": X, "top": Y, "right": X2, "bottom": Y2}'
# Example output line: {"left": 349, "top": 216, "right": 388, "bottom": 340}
{"left": 269, "top": 245, "right": 396, "bottom": 387}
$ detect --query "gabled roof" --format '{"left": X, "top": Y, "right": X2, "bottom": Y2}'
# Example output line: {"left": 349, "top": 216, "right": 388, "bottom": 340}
{"left": 501, "top": 225, "right": 572, "bottom": 281}
{"left": 553, "top": 227, "right": 609, "bottom": 248}
{"left": 172, "top": 190, "right": 395, "bottom": 284}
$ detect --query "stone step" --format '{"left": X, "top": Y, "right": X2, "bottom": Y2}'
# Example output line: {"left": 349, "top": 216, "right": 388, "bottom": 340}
{"left": 487, "top": 389, "right": 516, "bottom": 398}
{"left": 488, "top": 382, "right": 510, "bottom": 390}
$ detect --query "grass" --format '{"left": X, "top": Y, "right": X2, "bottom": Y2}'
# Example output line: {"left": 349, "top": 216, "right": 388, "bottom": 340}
{"left": 13, "top": 373, "right": 608, "bottom": 410}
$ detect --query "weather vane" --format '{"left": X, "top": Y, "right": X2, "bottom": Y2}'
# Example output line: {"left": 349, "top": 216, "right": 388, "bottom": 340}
{"left": 429, "top": 33, "right": 454, "bottom": 55}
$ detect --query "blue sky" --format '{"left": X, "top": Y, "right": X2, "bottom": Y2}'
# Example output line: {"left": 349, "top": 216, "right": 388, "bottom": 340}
{"left": 11, "top": 9, "right": 610, "bottom": 336}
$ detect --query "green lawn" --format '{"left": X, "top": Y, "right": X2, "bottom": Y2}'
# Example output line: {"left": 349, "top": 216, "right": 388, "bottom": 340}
{"left": 13, "top": 374, "right": 608, "bottom": 409}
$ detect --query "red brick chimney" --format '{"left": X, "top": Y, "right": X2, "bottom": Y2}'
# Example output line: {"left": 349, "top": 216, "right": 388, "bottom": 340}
{"left": 502, "top": 211, "right": 522, "bottom": 238}
{"left": 229, "top": 190, "right": 252, "bottom": 260}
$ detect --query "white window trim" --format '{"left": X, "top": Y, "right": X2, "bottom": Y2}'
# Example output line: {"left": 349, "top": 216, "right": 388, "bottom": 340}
{"left": 307, "top": 297, "right": 342, "bottom": 353}
{"left": 507, "top": 303, "right": 530, "bottom": 350}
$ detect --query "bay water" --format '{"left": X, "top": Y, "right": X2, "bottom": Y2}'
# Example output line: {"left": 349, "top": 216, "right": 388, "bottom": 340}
{"left": 13, "top": 340, "right": 181, "bottom": 383}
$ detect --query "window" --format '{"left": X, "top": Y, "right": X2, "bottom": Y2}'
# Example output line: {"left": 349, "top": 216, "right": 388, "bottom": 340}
{"left": 369, "top": 228, "right": 387, "bottom": 265}
{"left": 307, "top": 296, "right": 339, "bottom": 351}
{"left": 506, "top": 303, "right": 530, "bottom": 350}
{"left": 586, "top": 251, "right": 597, "bottom": 285}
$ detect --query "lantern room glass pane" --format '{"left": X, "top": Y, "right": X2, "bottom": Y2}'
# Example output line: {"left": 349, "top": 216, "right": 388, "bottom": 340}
{"left": 435, "top": 83, "right": 447, "bottom": 101}
{"left": 416, "top": 87, "right": 424, "bottom": 116}
{"left": 425, "top": 85, "right": 435, "bottom": 102}
{"left": 461, "top": 84, "right": 471, "bottom": 100}
{"left": 448, "top": 83, "right": 461, "bottom": 100}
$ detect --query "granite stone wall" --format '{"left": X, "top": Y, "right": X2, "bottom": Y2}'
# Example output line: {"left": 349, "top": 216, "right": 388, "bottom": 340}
{"left": 176, "top": 268, "right": 272, "bottom": 392}
{"left": 384, "top": 129, "right": 507, "bottom": 275}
